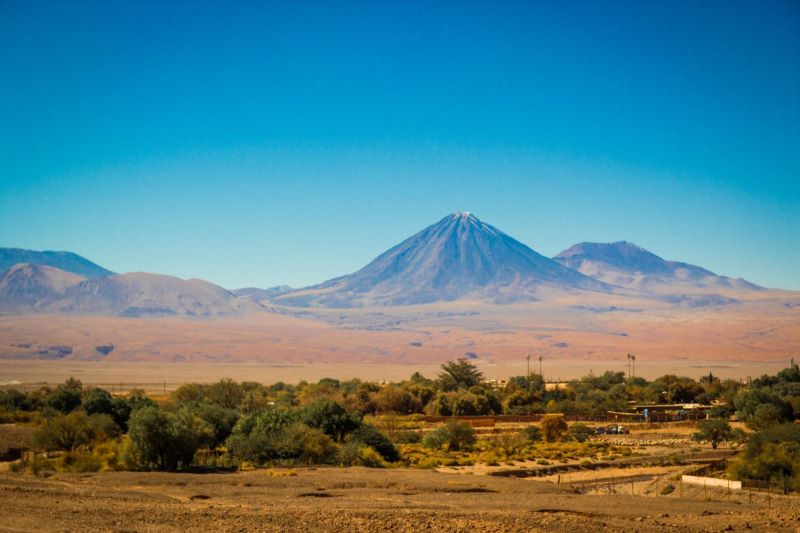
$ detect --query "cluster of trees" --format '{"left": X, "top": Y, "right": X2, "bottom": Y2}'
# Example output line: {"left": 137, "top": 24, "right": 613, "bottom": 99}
{"left": 0, "top": 360, "right": 797, "bottom": 477}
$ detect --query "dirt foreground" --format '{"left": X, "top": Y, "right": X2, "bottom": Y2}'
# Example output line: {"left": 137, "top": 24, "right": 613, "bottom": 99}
{"left": 1, "top": 468, "right": 798, "bottom": 532}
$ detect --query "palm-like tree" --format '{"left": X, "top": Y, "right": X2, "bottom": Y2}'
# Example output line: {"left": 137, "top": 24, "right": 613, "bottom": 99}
{"left": 437, "top": 359, "right": 484, "bottom": 391}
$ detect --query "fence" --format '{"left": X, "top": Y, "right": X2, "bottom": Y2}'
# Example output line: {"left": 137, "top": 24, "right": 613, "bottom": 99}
{"left": 682, "top": 475, "right": 741, "bottom": 490}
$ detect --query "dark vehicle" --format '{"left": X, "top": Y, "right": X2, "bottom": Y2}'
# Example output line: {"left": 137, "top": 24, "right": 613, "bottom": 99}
{"left": 603, "top": 425, "right": 630, "bottom": 435}
{"left": 616, "top": 425, "right": 630, "bottom": 434}
{"left": 594, "top": 427, "right": 607, "bottom": 435}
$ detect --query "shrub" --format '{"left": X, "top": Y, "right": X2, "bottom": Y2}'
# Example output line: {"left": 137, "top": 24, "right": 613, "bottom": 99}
{"left": 660, "top": 483, "right": 675, "bottom": 495}
{"left": 339, "top": 442, "right": 385, "bottom": 467}
{"left": 282, "top": 424, "right": 338, "bottom": 465}
{"left": 393, "top": 430, "right": 422, "bottom": 444}
{"left": 520, "top": 425, "right": 542, "bottom": 442}
{"left": 541, "top": 416, "right": 568, "bottom": 442}
{"left": 422, "top": 420, "right": 476, "bottom": 451}
{"left": 422, "top": 427, "right": 450, "bottom": 450}
{"left": 493, "top": 432, "right": 524, "bottom": 458}
{"left": 347, "top": 424, "right": 399, "bottom": 462}
{"left": 569, "top": 423, "right": 593, "bottom": 443}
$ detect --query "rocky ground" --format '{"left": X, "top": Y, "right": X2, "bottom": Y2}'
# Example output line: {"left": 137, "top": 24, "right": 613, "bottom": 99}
{"left": 1, "top": 467, "right": 798, "bottom": 532}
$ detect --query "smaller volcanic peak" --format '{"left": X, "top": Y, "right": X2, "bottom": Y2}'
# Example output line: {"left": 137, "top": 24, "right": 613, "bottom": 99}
{"left": 275, "top": 212, "right": 610, "bottom": 307}
{"left": 554, "top": 241, "right": 763, "bottom": 292}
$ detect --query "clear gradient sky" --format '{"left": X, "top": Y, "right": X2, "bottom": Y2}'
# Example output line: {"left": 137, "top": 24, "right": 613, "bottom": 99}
{"left": 1, "top": 1, "right": 798, "bottom": 290}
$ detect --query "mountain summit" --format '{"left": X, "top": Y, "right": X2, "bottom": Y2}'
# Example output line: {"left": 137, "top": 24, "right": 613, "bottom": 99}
{"left": 554, "top": 241, "right": 762, "bottom": 292}
{"left": 274, "top": 212, "right": 609, "bottom": 307}
{"left": 0, "top": 248, "right": 113, "bottom": 278}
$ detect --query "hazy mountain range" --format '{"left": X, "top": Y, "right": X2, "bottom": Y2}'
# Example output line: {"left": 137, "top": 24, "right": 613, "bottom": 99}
{"left": 0, "top": 212, "right": 774, "bottom": 317}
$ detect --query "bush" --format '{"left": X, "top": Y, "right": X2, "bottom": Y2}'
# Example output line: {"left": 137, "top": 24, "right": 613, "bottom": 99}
{"left": 393, "top": 430, "right": 422, "bottom": 444}
{"left": 520, "top": 425, "right": 542, "bottom": 442}
{"left": 660, "top": 483, "right": 675, "bottom": 495}
{"left": 347, "top": 424, "right": 399, "bottom": 462}
{"left": 541, "top": 416, "right": 568, "bottom": 442}
{"left": 282, "top": 424, "right": 338, "bottom": 465}
{"left": 422, "top": 427, "right": 450, "bottom": 450}
{"left": 339, "top": 442, "right": 385, "bottom": 467}
{"left": 569, "top": 423, "right": 593, "bottom": 443}
{"left": 422, "top": 420, "right": 476, "bottom": 451}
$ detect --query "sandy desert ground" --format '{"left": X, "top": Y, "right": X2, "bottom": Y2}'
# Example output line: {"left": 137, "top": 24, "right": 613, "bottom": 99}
{"left": 1, "top": 467, "right": 798, "bottom": 532}
{"left": 0, "top": 290, "right": 797, "bottom": 388}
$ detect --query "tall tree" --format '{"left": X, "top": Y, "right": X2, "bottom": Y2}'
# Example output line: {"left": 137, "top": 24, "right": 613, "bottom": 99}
{"left": 437, "top": 359, "right": 484, "bottom": 391}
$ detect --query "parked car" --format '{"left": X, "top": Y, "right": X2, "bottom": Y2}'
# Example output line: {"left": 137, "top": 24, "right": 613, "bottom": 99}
{"left": 616, "top": 425, "right": 630, "bottom": 434}
{"left": 603, "top": 425, "right": 630, "bottom": 434}
{"left": 594, "top": 427, "right": 607, "bottom": 435}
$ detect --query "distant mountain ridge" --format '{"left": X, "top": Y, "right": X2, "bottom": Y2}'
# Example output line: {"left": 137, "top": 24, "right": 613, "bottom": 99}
{"left": 553, "top": 241, "right": 763, "bottom": 292}
{"left": 0, "top": 217, "right": 775, "bottom": 316}
{"left": 273, "top": 212, "right": 610, "bottom": 307}
{"left": 0, "top": 248, "right": 113, "bottom": 278}
{"left": 0, "top": 265, "right": 250, "bottom": 317}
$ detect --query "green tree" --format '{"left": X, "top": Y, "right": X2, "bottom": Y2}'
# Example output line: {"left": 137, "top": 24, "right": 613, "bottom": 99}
{"left": 299, "top": 399, "right": 362, "bottom": 442}
{"left": 182, "top": 403, "right": 238, "bottom": 448}
{"left": 437, "top": 359, "right": 484, "bottom": 391}
{"left": 82, "top": 388, "right": 114, "bottom": 417}
{"left": 692, "top": 419, "right": 735, "bottom": 449}
{"left": 127, "top": 407, "right": 208, "bottom": 471}
{"left": 0, "top": 389, "right": 31, "bottom": 412}
{"left": 734, "top": 389, "right": 793, "bottom": 430}
{"left": 34, "top": 412, "right": 119, "bottom": 451}
{"left": 45, "top": 387, "right": 82, "bottom": 414}
{"left": 35, "top": 411, "right": 93, "bottom": 451}
{"left": 729, "top": 424, "right": 800, "bottom": 491}
{"left": 225, "top": 408, "right": 296, "bottom": 464}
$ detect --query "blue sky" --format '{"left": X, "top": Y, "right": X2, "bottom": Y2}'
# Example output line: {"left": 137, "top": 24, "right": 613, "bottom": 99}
{"left": 1, "top": 1, "right": 798, "bottom": 290}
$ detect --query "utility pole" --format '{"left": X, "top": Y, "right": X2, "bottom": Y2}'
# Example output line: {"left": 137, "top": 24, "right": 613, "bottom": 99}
{"left": 526, "top": 353, "right": 531, "bottom": 377}
{"left": 626, "top": 353, "right": 631, "bottom": 378}
{"left": 631, "top": 353, "right": 636, "bottom": 379}
{"left": 538, "top": 354, "right": 543, "bottom": 380}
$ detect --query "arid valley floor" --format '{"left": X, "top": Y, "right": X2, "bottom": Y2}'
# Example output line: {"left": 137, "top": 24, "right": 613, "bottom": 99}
{"left": 2, "top": 464, "right": 799, "bottom": 532}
